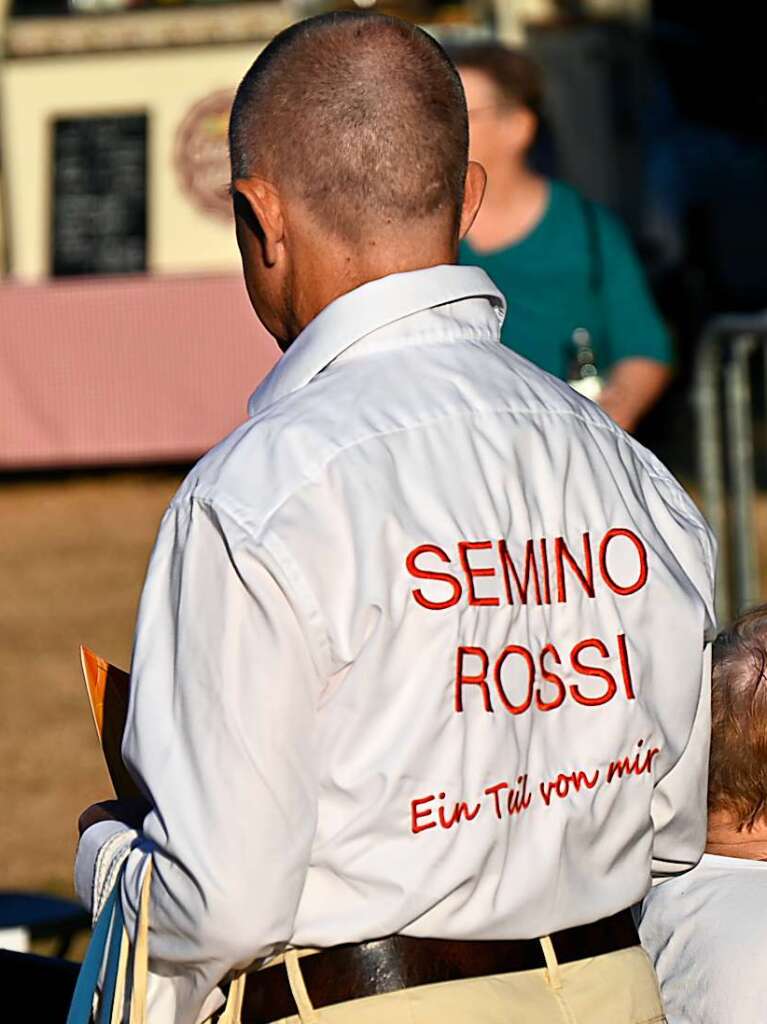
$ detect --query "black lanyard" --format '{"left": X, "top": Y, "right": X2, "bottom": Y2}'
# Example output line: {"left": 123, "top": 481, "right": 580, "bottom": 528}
{"left": 579, "top": 194, "right": 604, "bottom": 296}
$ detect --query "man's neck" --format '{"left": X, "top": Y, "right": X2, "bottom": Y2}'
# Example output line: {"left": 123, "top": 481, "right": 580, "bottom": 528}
{"left": 285, "top": 230, "right": 457, "bottom": 346}
{"left": 706, "top": 810, "right": 767, "bottom": 861}
{"left": 466, "top": 164, "right": 548, "bottom": 254}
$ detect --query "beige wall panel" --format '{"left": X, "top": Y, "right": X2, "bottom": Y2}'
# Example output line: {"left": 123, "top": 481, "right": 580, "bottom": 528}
{"left": 1, "top": 42, "right": 265, "bottom": 280}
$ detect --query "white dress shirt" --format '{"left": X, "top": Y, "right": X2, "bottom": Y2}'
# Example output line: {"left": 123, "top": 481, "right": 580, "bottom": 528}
{"left": 639, "top": 853, "right": 767, "bottom": 1022}
{"left": 76, "top": 264, "right": 715, "bottom": 1024}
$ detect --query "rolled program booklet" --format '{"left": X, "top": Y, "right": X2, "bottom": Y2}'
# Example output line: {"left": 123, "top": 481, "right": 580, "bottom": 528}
{"left": 80, "top": 645, "right": 142, "bottom": 800}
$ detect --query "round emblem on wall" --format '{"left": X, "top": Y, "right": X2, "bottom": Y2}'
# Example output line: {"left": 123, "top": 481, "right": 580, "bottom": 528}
{"left": 174, "top": 89, "right": 235, "bottom": 221}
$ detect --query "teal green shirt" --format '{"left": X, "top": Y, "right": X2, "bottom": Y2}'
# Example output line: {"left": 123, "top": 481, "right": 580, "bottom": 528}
{"left": 459, "top": 180, "right": 672, "bottom": 380}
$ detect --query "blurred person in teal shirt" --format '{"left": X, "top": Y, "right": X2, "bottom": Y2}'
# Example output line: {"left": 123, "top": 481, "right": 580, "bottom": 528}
{"left": 451, "top": 43, "right": 672, "bottom": 433}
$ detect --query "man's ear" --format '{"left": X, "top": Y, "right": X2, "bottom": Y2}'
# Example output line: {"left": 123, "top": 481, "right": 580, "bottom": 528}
{"left": 459, "top": 161, "right": 487, "bottom": 240}
{"left": 232, "top": 177, "right": 285, "bottom": 266}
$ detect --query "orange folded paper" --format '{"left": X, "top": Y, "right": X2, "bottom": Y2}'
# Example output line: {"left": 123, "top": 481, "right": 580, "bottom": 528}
{"left": 80, "top": 645, "right": 142, "bottom": 800}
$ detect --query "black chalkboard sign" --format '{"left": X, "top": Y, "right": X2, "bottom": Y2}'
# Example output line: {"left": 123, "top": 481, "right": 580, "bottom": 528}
{"left": 51, "top": 114, "right": 148, "bottom": 277}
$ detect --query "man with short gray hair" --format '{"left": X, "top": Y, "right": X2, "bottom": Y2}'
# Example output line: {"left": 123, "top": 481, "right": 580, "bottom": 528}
{"left": 76, "top": 12, "right": 714, "bottom": 1024}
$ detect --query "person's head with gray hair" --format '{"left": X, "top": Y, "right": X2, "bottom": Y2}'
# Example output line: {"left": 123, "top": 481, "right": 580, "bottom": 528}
{"left": 708, "top": 605, "right": 767, "bottom": 848}
{"left": 638, "top": 604, "right": 767, "bottom": 1024}
{"left": 228, "top": 12, "right": 486, "bottom": 348}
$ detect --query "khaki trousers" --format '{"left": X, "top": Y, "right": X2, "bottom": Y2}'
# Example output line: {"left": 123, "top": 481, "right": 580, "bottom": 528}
{"left": 272, "top": 941, "right": 666, "bottom": 1024}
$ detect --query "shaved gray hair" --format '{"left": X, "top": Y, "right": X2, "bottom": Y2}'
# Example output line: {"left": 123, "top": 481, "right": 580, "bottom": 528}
{"left": 229, "top": 12, "right": 468, "bottom": 241}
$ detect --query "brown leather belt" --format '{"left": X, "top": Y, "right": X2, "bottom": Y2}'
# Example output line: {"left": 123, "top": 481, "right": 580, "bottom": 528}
{"left": 238, "top": 909, "right": 638, "bottom": 1023}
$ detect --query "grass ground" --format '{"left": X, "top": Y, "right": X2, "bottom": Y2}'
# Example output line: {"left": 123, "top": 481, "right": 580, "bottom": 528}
{"left": 0, "top": 470, "right": 182, "bottom": 895}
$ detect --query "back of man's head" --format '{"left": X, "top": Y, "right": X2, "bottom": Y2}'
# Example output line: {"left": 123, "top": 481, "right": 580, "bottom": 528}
{"left": 710, "top": 605, "right": 767, "bottom": 831}
{"left": 229, "top": 11, "right": 468, "bottom": 242}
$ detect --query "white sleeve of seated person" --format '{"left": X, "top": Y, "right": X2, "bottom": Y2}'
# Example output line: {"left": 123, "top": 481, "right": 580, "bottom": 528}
{"left": 75, "top": 497, "right": 322, "bottom": 1016}
{"left": 650, "top": 640, "right": 712, "bottom": 881}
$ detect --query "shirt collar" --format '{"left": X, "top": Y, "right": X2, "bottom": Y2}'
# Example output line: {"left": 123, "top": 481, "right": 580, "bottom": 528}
{"left": 247, "top": 264, "right": 506, "bottom": 417}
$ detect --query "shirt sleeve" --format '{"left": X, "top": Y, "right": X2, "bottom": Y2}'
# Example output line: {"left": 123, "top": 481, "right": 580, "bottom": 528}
{"left": 75, "top": 497, "right": 323, "bottom": 1022}
{"left": 598, "top": 209, "right": 674, "bottom": 369}
{"left": 650, "top": 640, "right": 712, "bottom": 880}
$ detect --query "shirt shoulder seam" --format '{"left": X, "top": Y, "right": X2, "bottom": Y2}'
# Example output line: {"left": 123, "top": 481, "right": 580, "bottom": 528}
{"left": 165, "top": 494, "right": 333, "bottom": 676}
{"left": 176, "top": 403, "right": 687, "bottom": 539}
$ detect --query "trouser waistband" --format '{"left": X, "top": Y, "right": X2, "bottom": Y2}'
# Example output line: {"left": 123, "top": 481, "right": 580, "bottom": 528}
{"left": 238, "top": 908, "right": 639, "bottom": 1024}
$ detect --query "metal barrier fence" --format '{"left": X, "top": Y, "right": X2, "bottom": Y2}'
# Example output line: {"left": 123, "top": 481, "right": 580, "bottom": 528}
{"left": 694, "top": 312, "right": 767, "bottom": 624}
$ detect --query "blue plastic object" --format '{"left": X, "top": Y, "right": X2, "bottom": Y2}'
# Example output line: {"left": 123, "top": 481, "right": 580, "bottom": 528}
{"left": 65, "top": 881, "right": 125, "bottom": 1024}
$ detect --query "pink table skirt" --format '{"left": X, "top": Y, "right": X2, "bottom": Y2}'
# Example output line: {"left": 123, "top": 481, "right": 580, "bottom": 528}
{"left": 0, "top": 273, "right": 280, "bottom": 468}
